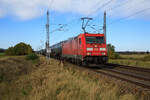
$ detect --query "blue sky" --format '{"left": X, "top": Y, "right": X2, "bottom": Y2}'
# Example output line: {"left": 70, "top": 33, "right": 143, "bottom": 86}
{"left": 0, "top": 0, "right": 150, "bottom": 51}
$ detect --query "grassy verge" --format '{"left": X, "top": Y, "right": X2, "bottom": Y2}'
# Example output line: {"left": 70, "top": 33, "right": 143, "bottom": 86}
{"left": 0, "top": 56, "right": 149, "bottom": 100}
{"left": 109, "top": 59, "right": 150, "bottom": 68}
{"left": 119, "top": 54, "right": 149, "bottom": 60}
{"left": 109, "top": 54, "right": 150, "bottom": 68}
{"left": 0, "top": 56, "right": 40, "bottom": 99}
{"left": 25, "top": 53, "right": 39, "bottom": 64}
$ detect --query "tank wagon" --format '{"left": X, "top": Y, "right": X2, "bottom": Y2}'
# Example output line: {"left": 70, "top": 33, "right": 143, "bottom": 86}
{"left": 51, "top": 33, "right": 108, "bottom": 65}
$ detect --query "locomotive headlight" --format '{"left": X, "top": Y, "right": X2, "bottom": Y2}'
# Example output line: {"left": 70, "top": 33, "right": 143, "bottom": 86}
{"left": 87, "top": 52, "right": 91, "bottom": 55}
{"left": 87, "top": 48, "right": 93, "bottom": 51}
{"left": 102, "top": 52, "right": 106, "bottom": 55}
{"left": 100, "top": 48, "right": 106, "bottom": 51}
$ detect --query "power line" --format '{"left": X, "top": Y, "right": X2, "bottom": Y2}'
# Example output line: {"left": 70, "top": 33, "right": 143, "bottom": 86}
{"left": 54, "top": 1, "right": 106, "bottom": 34}
{"left": 106, "top": 0, "right": 132, "bottom": 11}
{"left": 85, "top": 0, "right": 106, "bottom": 15}
{"left": 87, "top": 0, "right": 114, "bottom": 17}
{"left": 47, "top": 0, "right": 112, "bottom": 37}
{"left": 50, "top": 24, "right": 68, "bottom": 34}
{"left": 108, "top": 7, "right": 150, "bottom": 25}
{"left": 61, "top": 17, "right": 81, "bottom": 33}
{"left": 108, "top": 0, "right": 147, "bottom": 17}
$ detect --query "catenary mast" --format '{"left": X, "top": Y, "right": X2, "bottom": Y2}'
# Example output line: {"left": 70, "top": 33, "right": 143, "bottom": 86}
{"left": 103, "top": 11, "right": 106, "bottom": 42}
{"left": 46, "top": 10, "right": 50, "bottom": 59}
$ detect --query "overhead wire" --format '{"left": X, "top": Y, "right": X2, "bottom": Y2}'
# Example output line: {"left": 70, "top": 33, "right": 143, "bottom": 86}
{"left": 107, "top": 0, "right": 147, "bottom": 17}
{"left": 106, "top": 0, "right": 132, "bottom": 12}
{"left": 47, "top": 0, "right": 71, "bottom": 43}
{"left": 49, "top": 0, "right": 148, "bottom": 39}
{"left": 85, "top": 0, "right": 148, "bottom": 26}
{"left": 80, "top": 0, "right": 115, "bottom": 33}
{"left": 87, "top": 0, "right": 114, "bottom": 17}
{"left": 62, "top": 0, "right": 114, "bottom": 33}
{"left": 108, "top": 7, "right": 150, "bottom": 25}
{"left": 86, "top": 0, "right": 148, "bottom": 22}
{"left": 56, "top": 0, "right": 114, "bottom": 35}
{"left": 50, "top": 16, "right": 80, "bottom": 42}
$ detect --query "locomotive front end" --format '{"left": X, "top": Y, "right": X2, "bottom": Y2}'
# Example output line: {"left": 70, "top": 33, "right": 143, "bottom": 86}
{"left": 83, "top": 33, "right": 108, "bottom": 64}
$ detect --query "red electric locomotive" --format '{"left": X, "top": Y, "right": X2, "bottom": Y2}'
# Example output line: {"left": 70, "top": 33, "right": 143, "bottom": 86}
{"left": 62, "top": 33, "right": 108, "bottom": 65}
{"left": 51, "top": 33, "right": 108, "bottom": 65}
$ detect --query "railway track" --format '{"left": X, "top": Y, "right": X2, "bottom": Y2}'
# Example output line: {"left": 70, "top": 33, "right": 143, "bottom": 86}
{"left": 105, "top": 63, "right": 150, "bottom": 73}
{"left": 87, "top": 63, "right": 150, "bottom": 89}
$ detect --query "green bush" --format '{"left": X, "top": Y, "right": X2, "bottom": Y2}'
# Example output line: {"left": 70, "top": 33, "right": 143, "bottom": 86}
{"left": 5, "top": 47, "right": 15, "bottom": 55}
{"left": 5, "top": 42, "right": 33, "bottom": 56}
{"left": 25, "top": 53, "right": 39, "bottom": 60}
{"left": 14, "top": 42, "right": 33, "bottom": 55}
{"left": 107, "top": 44, "right": 120, "bottom": 59}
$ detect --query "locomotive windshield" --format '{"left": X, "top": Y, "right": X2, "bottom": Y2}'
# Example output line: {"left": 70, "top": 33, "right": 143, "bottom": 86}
{"left": 86, "top": 36, "right": 105, "bottom": 44}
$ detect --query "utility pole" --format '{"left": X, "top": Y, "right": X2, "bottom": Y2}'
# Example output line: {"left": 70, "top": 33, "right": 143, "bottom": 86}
{"left": 103, "top": 11, "right": 108, "bottom": 56}
{"left": 103, "top": 11, "right": 106, "bottom": 42}
{"left": 46, "top": 10, "right": 51, "bottom": 59}
{"left": 81, "top": 17, "right": 93, "bottom": 33}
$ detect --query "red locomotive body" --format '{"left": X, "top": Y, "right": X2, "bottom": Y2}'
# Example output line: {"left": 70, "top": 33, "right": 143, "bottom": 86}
{"left": 62, "top": 33, "right": 108, "bottom": 64}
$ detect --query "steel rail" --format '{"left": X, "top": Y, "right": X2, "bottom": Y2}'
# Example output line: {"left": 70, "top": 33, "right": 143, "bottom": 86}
{"left": 93, "top": 69, "right": 150, "bottom": 89}
{"left": 105, "top": 63, "right": 150, "bottom": 73}
{"left": 102, "top": 68, "right": 150, "bottom": 82}
{"left": 86, "top": 63, "right": 150, "bottom": 89}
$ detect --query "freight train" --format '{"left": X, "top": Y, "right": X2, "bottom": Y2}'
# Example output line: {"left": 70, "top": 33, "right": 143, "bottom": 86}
{"left": 50, "top": 33, "right": 108, "bottom": 65}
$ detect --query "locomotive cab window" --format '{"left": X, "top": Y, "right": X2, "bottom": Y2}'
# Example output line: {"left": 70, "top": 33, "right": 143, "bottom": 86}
{"left": 86, "top": 36, "right": 105, "bottom": 44}
{"left": 79, "top": 38, "right": 81, "bottom": 45}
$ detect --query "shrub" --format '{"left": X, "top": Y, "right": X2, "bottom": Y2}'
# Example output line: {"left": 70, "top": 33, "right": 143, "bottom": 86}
{"left": 107, "top": 44, "right": 120, "bottom": 59}
{"left": 25, "top": 53, "right": 39, "bottom": 60}
{"left": 5, "top": 42, "right": 33, "bottom": 56}
{"left": 5, "top": 47, "right": 15, "bottom": 55}
{"left": 14, "top": 42, "right": 33, "bottom": 55}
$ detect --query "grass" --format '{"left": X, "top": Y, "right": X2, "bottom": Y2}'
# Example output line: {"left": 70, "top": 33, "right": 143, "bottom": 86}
{"left": 25, "top": 53, "right": 39, "bottom": 64}
{"left": 109, "top": 59, "right": 150, "bottom": 68}
{"left": 109, "top": 54, "right": 150, "bottom": 68}
{"left": 119, "top": 54, "right": 148, "bottom": 60}
{"left": 0, "top": 53, "right": 5, "bottom": 57}
{"left": 0, "top": 56, "right": 149, "bottom": 100}
{"left": 0, "top": 53, "right": 4, "bottom": 55}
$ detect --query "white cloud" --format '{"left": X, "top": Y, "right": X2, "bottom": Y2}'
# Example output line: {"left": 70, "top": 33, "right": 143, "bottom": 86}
{"left": 0, "top": 0, "right": 150, "bottom": 20}
{"left": 0, "top": 8, "right": 5, "bottom": 17}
